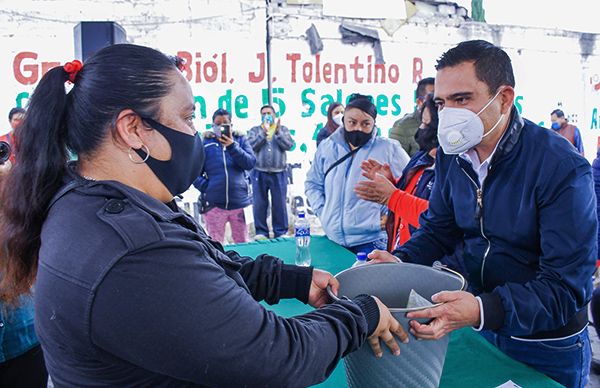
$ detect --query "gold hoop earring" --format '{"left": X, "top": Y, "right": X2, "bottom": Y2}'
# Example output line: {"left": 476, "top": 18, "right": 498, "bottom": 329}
{"left": 128, "top": 144, "right": 150, "bottom": 164}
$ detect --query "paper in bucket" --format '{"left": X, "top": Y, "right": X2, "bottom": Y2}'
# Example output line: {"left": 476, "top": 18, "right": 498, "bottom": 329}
{"left": 329, "top": 262, "right": 465, "bottom": 388}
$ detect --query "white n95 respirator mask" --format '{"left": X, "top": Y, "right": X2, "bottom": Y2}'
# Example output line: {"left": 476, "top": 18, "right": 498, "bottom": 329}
{"left": 437, "top": 89, "right": 505, "bottom": 154}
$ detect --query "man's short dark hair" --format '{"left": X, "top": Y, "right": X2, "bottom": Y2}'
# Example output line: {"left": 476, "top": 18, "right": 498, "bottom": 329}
{"left": 8, "top": 107, "right": 25, "bottom": 121}
{"left": 212, "top": 108, "right": 230, "bottom": 122}
{"left": 260, "top": 105, "right": 275, "bottom": 114}
{"left": 436, "top": 40, "right": 515, "bottom": 94}
{"left": 416, "top": 77, "right": 435, "bottom": 99}
{"left": 551, "top": 109, "right": 565, "bottom": 118}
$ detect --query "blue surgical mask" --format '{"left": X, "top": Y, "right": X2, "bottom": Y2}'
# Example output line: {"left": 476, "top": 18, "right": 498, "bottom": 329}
{"left": 136, "top": 117, "right": 205, "bottom": 197}
{"left": 551, "top": 122, "right": 561, "bottom": 130}
{"left": 262, "top": 114, "right": 274, "bottom": 125}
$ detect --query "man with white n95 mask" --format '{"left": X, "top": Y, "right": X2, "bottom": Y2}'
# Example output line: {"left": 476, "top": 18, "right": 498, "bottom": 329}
{"left": 369, "top": 39, "right": 595, "bottom": 388}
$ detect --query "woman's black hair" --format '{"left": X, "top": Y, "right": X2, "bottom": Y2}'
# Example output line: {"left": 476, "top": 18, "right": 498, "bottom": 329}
{"left": 0, "top": 44, "right": 180, "bottom": 303}
{"left": 325, "top": 102, "right": 343, "bottom": 131}
{"left": 415, "top": 93, "right": 439, "bottom": 152}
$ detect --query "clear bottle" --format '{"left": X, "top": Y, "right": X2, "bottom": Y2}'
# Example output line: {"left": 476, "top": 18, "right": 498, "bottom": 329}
{"left": 352, "top": 252, "right": 368, "bottom": 268}
{"left": 294, "top": 212, "right": 312, "bottom": 267}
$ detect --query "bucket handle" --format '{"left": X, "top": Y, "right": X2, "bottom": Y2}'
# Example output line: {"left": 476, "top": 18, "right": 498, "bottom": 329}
{"left": 432, "top": 261, "right": 467, "bottom": 291}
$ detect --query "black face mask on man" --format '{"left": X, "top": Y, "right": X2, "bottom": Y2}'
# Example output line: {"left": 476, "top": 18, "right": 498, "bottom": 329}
{"left": 135, "top": 117, "right": 205, "bottom": 197}
{"left": 343, "top": 129, "right": 372, "bottom": 148}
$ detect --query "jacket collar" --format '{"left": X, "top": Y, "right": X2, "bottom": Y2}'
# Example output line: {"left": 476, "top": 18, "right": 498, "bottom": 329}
{"left": 491, "top": 106, "right": 524, "bottom": 162}
{"left": 413, "top": 151, "right": 435, "bottom": 169}
{"left": 63, "top": 163, "right": 185, "bottom": 223}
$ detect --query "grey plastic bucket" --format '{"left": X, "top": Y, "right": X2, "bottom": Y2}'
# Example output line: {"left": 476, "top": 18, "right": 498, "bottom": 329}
{"left": 329, "top": 262, "right": 466, "bottom": 388}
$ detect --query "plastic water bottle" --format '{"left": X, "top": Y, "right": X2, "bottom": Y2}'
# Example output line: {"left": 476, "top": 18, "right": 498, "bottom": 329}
{"left": 294, "top": 212, "right": 312, "bottom": 267}
{"left": 352, "top": 252, "right": 368, "bottom": 268}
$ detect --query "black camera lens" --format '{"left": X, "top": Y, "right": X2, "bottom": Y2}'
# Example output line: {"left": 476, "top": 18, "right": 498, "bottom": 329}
{"left": 0, "top": 141, "right": 12, "bottom": 164}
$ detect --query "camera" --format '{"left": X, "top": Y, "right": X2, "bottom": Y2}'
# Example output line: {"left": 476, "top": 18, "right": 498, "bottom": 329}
{"left": 0, "top": 141, "right": 12, "bottom": 165}
{"left": 220, "top": 124, "right": 231, "bottom": 138}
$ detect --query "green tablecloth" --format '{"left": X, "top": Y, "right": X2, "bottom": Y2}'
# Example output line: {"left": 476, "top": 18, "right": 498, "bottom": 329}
{"left": 229, "top": 236, "right": 561, "bottom": 388}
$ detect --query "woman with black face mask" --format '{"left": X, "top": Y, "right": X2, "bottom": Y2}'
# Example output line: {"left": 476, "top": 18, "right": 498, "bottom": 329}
{"left": 306, "top": 94, "right": 410, "bottom": 255}
{"left": 355, "top": 95, "right": 467, "bottom": 276}
{"left": 0, "top": 44, "right": 409, "bottom": 387}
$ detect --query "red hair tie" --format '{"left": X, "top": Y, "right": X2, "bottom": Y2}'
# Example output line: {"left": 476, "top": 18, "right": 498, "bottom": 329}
{"left": 63, "top": 60, "right": 83, "bottom": 83}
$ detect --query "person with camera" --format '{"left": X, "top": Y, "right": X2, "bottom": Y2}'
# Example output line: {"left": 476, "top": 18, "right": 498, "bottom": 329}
{"left": 0, "top": 107, "right": 48, "bottom": 387}
{"left": 193, "top": 108, "right": 255, "bottom": 244}
{"left": 0, "top": 107, "right": 24, "bottom": 168}
{"left": 0, "top": 44, "right": 408, "bottom": 386}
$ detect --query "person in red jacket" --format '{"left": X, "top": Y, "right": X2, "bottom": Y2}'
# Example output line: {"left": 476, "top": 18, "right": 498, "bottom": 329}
{"left": 355, "top": 95, "right": 438, "bottom": 251}
{"left": 0, "top": 107, "right": 24, "bottom": 166}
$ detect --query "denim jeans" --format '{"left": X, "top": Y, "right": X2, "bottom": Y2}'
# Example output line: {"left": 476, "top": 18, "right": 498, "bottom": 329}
{"left": 347, "top": 237, "right": 388, "bottom": 256}
{"left": 480, "top": 329, "right": 591, "bottom": 388}
{"left": 251, "top": 170, "right": 288, "bottom": 238}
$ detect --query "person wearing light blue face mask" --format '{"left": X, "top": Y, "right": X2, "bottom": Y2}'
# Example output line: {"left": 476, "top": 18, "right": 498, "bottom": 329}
{"left": 246, "top": 105, "right": 294, "bottom": 240}
{"left": 368, "top": 40, "right": 596, "bottom": 388}
{"left": 550, "top": 109, "right": 584, "bottom": 155}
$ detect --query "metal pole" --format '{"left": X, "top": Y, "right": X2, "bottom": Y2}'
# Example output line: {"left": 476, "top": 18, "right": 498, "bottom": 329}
{"left": 265, "top": 0, "right": 273, "bottom": 106}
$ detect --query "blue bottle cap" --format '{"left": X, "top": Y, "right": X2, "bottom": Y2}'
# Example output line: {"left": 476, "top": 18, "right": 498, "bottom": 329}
{"left": 298, "top": 212, "right": 305, "bottom": 218}
{"left": 357, "top": 252, "right": 367, "bottom": 261}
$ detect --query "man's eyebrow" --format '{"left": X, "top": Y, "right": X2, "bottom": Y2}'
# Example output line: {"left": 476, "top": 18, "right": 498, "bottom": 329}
{"left": 446, "top": 92, "right": 474, "bottom": 100}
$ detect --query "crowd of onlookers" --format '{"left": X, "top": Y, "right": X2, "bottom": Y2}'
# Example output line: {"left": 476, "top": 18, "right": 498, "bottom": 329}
{"left": 1, "top": 39, "right": 598, "bottom": 387}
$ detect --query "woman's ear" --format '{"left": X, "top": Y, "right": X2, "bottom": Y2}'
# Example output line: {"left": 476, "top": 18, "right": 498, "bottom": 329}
{"left": 113, "top": 109, "right": 146, "bottom": 150}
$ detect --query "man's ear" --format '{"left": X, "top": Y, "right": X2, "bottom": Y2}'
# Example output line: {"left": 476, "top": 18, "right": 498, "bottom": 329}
{"left": 113, "top": 109, "right": 147, "bottom": 149}
{"left": 499, "top": 86, "right": 515, "bottom": 115}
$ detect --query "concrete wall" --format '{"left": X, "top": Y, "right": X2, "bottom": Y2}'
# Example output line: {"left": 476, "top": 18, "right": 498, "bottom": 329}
{"left": 2, "top": 0, "right": 600, "bottom": 162}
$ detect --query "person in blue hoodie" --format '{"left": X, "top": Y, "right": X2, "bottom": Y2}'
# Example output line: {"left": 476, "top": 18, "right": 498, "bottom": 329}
{"left": 369, "top": 40, "right": 596, "bottom": 388}
{"left": 305, "top": 93, "right": 410, "bottom": 254}
{"left": 194, "top": 109, "right": 255, "bottom": 243}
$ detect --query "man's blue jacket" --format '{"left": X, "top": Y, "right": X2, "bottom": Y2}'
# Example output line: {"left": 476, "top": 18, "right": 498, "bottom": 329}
{"left": 396, "top": 107, "right": 596, "bottom": 339}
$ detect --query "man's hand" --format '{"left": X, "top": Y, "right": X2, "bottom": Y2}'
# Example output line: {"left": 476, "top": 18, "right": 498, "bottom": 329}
{"left": 361, "top": 159, "right": 395, "bottom": 182}
{"left": 367, "top": 250, "right": 401, "bottom": 264}
{"left": 274, "top": 118, "right": 281, "bottom": 132}
{"left": 406, "top": 291, "right": 480, "bottom": 340}
{"left": 218, "top": 134, "right": 234, "bottom": 148}
{"left": 308, "top": 269, "right": 339, "bottom": 308}
{"left": 355, "top": 173, "right": 397, "bottom": 205}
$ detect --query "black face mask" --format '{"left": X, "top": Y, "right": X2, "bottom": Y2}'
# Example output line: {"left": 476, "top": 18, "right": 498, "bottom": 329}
{"left": 344, "top": 129, "right": 372, "bottom": 148}
{"left": 135, "top": 117, "right": 205, "bottom": 197}
{"left": 415, "top": 125, "right": 439, "bottom": 152}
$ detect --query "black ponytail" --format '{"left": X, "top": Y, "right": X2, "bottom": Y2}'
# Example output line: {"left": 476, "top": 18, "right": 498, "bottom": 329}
{"left": 0, "top": 66, "right": 69, "bottom": 302}
{"left": 0, "top": 44, "right": 178, "bottom": 303}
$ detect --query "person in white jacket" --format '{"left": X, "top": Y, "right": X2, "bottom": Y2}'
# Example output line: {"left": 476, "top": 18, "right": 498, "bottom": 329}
{"left": 305, "top": 94, "right": 409, "bottom": 254}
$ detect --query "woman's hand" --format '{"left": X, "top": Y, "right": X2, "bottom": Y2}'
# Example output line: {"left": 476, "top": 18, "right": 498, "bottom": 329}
{"left": 218, "top": 134, "right": 234, "bottom": 147}
{"left": 308, "top": 269, "right": 339, "bottom": 308}
{"left": 355, "top": 173, "right": 397, "bottom": 205}
{"left": 368, "top": 296, "right": 409, "bottom": 358}
{"left": 361, "top": 159, "right": 395, "bottom": 182}
{"left": 0, "top": 160, "right": 12, "bottom": 175}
